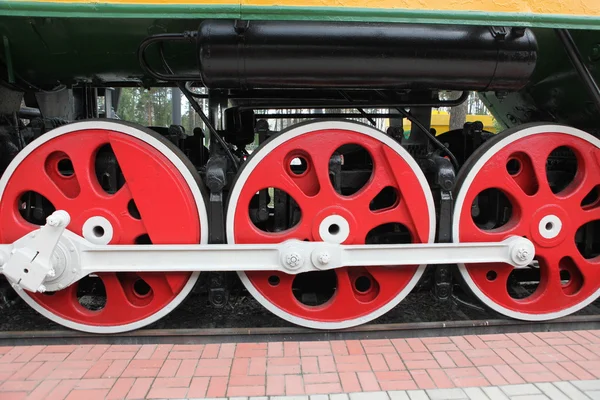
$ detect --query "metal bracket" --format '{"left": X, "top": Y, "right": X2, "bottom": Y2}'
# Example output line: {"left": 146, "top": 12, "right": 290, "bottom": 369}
{"left": 1, "top": 211, "right": 70, "bottom": 292}
{"left": 0, "top": 211, "right": 536, "bottom": 293}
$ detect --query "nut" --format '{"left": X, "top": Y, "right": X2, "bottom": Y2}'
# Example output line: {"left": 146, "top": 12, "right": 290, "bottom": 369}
{"left": 317, "top": 252, "right": 330, "bottom": 265}
{"left": 284, "top": 252, "right": 303, "bottom": 269}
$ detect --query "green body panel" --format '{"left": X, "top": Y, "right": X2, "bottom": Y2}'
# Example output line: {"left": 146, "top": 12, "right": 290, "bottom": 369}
{"left": 1, "top": 2, "right": 600, "bottom": 31}
{"left": 0, "top": 11, "right": 597, "bottom": 131}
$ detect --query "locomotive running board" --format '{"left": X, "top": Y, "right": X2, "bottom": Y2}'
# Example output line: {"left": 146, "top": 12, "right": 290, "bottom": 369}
{"left": 0, "top": 211, "right": 535, "bottom": 293}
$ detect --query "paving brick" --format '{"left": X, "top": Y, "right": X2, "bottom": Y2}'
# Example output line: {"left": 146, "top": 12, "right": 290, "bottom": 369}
{"left": 267, "top": 375, "right": 285, "bottom": 396}
{"left": 14, "top": 346, "right": 45, "bottom": 363}
{"left": 571, "top": 379, "right": 600, "bottom": 391}
{"left": 391, "top": 339, "right": 413, "bottom": 354}
{"left": 500, "top": 383, "right": 541, "bottom": 396}
{"left": 339, "top": 372, "right": 361, "bottom": 392}
{"left": 229, "top": 375, "right": 266, "bottom": 386}
{"left": 249, "top": 356, "right": 267, "bottom": 376}
{"left": 482, "top": 386, "right": 510, "bottom": 400}
{"left": 26, "top": 379, "right": 60, "bottom": 400}
{"left": 305, "top": 382, "right": 342, "bottom": 394}
{"left": 106, "top": 377, "right": 135, "bottom": 399}
{"left": 384, "top": 353, "right": 405, "bottom": 371}
{"left": 388, "top": 390, "right": 410, "bottom": 399}
{"left": 478, "top": 366, "right": 508, "bottom": 385}
{"left": 146, "top": 386, "right": 188, "bottom": 399}
{"left": 206, "top": 376, "right": 228, "bottom": 397}
{"left": 218, "top": 343, "right": 236, "bottom": 358}
{"left": 231, "top": 357, "right": 251, "bottom": 376}
{"left": 554, "top": 381, "right": 590, "bottom": 399}
{"left": 125, "top": 377, "right": 153, "bottom": 399}
{"left": 268, "top": 342, "right": 284, "bottom": 357}
{"left": 534, "top": 382, "right": 570, "bottom": 400}
{"left": 543, "top": 362, "right": 577, "bottom": 381}
{"left": 404, "top": 360, "right": 440, "bottom": 370}
{"left": 432, "top": 352, "right": 456, "bottom": 368}
{"left": 65, "top": 389, "right": 110, "bottom": 400}
{"left": 103, "top": 359, "right": 130, "bottom": 378}
{"left": 302, "top": 357, "right": 319, "bottom": 374}
{"left": 406, "top": 389, "right": 429, "bottom": 400}
{"left": 9, "top": 361, "right": 42, "bottom": 380}
{"left": 74, "top": 378, "right": 115, "bottom": 391}
{"left": 176, "top": 358, "right": 198, "bottom": 377}
{"left": 349, "top": 391, "right": 390, "bottom": 400}
{"left": 48, "top": 380, "right": 78, "bottom": 400}
{"left": 558, "top": 361, "right": 595, "bottom": 380}
{"left": 464, "top": 387, "right": 490, "bottom": 400}
{"left": 285, "top": 342, "right": 300, "bottom": 357}
{"left": 168, "top": 350, "right": 202, "bottom": 359}
{"left": 331, "top": 341, "right": 349, "bottom": 356}
{"left": 368, "top": 354, "right": 390, "bottom": 371}
{"left": 149, "top": 344, "right": 172, "bottom": 361}
{"left": 493, "top": 348, "right": 521, "bottom": 364}
{"left": 133, "top": 345, "right": 156, "bottom": 360}
{"left": 285, "top": 374, "right": 304, "bottom": 395}
{"left": 447, "top": 351, "right": 473, "bottom": 367}
{"left": 494, "top": 364, "right": 526, "bottom": 384}
{"left": 357, "top": 371, "right": 380, "bottom": 391}
{"left": 152, "top": 376, "right": 191, "bottom": 388}
{"left": 410, "top": 369, "right": 435, "bottom": 389}
{"left": 406, "top": 339, "right": 427, "bottom": 353}
{"left": 227, "top": 385, "right": 266, "bottom": 397}
{"left": 427, "top": 368, "right": 455, "bottom": 388}
{"left": 330, "top": 394, "right": 350, "bottom": 400}
{"left": 156, "top": 359, "right": 180, "bottom": 377}
{"left": 426, "top": 388, "right": 467, "bottom": 399}
{"left": 202, "top": 343, "right": 221, "bottom": 358}
{"left": 318, "top": 355, "right": 336, "bottom": 372}
{"left": 186, "top": 376, "right": 209, "bottom": 398}
{"left": 571, "top": 345, "right": 598, "bottom": 361}
{"left": 0, "top": 379, "right": 40, "bottom": 391}
{"left": 512, "top": 362, "right": 559, "bottom": 383}
{"left": 302, "top": 347, "right": 333, "bottom": 357}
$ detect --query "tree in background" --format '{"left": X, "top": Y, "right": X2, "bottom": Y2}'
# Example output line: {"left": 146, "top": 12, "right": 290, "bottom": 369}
{"left": 117, "top": 88, "right": 173, "bottom": 127}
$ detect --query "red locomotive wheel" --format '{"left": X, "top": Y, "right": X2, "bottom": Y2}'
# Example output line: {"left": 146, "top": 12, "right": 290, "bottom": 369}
{"left": 0, "top": 121, "right": 208, "bottom": 333}
{"left": 227, "top": 121, "right": 435, "bottom": 329}
{"left": 453, "top": 123, "right": 600, "bottom": 320}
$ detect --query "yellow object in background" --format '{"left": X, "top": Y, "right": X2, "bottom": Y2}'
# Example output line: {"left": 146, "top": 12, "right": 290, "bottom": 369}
{"left": 397, "top": 111, "right": 497, "bottom": 135}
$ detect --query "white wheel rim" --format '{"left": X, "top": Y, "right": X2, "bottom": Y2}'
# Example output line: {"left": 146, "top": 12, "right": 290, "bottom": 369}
{"left": 227, "top": 120, "right": 436, "bottom": 329}
{"left": 0, "top": 120, "right": 208, "bottom": 333}
{"left": 453, "top": 124, "right": 600, "bottom": 321}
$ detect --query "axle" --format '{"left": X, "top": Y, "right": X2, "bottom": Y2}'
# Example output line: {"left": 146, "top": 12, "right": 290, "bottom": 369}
{"left": 0, "top": 211, "right": 535, "bottom": 294}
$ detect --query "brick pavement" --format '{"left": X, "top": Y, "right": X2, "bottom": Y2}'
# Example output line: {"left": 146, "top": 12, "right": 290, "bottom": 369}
{"left": 1, "top": 330, "right": 600, "bottom": 399}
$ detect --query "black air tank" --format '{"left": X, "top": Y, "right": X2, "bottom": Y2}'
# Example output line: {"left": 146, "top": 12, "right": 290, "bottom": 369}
{"left": 197, "top": 20, "right": 537, "bottom": 91}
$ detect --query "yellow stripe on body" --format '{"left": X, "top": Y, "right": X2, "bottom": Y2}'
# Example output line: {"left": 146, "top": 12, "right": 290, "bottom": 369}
{"left": 12, "top": 0, "right": 600, "bottom": 17}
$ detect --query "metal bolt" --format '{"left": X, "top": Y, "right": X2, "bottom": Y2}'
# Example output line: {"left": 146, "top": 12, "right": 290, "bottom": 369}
{"left": 516, "top": 248, "right": 529, "bottom": 262}
{"left": 317, "top": 252, "right": 330, "bottom": 265}
{"left": 38, "top": 285, "right": 47, "bottom": 293}
{"left": 47, "top": 268, "right": 56, "bottom": 278}
{"left": 11, "top": 283, "right": 21, "bottom": 291}
{"left": 72, "top": 268, "right": 77, "bottom": 273}
{"left": 285, "top": 252, "right": 303, "bottom": 269}
{"left": 58, "top": 283, "right": 64, "bottom": 289}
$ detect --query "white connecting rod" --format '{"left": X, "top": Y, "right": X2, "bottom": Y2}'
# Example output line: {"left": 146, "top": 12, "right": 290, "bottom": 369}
{"left": 0, "top": 211, "right": 535, "bottom": 293}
